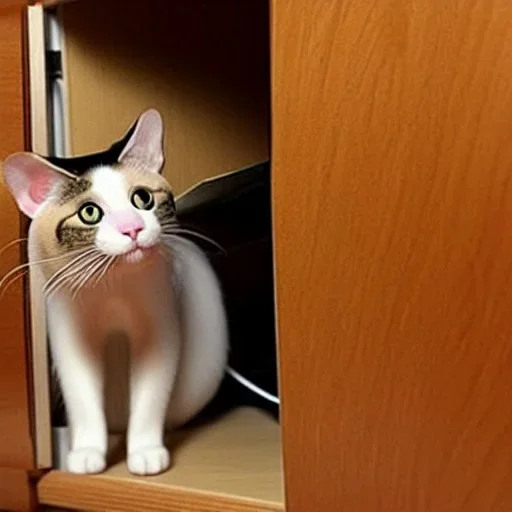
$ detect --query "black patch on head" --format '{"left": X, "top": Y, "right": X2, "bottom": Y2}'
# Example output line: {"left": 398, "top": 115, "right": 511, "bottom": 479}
{"left": 59, "top": 178, "right": 92, "bottom": 205}
{"left": 57, "top": 226, "right": 96, "bottom": 250}
{"left": 42, "top": 121, "right": 137, "bottom": 177}
{"left": 156, "top": 193, "right": 176, "bottom": 222}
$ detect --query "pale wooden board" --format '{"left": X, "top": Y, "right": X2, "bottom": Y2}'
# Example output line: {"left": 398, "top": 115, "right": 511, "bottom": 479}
{"left": 59, "top": 0, "right": 270, "bottom": 194}
{"left": 28, "top": 4, "right": 49, "bottom": 154}
{"left": 39, "top": 408, "right": 284, "bottom": 512}
{"left": 27, "top": 3, "right": 53, "bottom": 469}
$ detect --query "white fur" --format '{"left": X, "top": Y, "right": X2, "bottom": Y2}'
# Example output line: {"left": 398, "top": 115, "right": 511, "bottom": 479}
{"left": 47, "top": 295, "right": 108, "bottom": 474}
{"left": 44, "top": 167, "right": 228, "bottom": 475}
{"left": 92, "top": 166, "right": 161, "bottom": 256}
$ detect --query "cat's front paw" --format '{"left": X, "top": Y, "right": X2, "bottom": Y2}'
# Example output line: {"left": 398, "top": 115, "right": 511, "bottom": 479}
{"left": 67, "top": 448, "right": 106, "bottom": 474}
{"left": 127, "top": 446, "right": 171, "bottom": 475}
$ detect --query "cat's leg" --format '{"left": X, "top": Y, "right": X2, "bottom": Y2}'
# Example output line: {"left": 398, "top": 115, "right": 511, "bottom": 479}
{"left": 48, "top": 297, "right": 107, "bottom": 474}
{"left": 127, "top": 320, "right": 179, "bottom": 476}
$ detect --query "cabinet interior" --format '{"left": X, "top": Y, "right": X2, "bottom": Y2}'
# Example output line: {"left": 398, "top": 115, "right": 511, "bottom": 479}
{"left": 27, "top": 1, "right": 282, "bottom": 510}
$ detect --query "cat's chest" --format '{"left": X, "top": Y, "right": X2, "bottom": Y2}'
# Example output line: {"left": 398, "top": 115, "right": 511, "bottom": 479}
{"left": 71, "top": 255, "right": 175, "bottom": 340}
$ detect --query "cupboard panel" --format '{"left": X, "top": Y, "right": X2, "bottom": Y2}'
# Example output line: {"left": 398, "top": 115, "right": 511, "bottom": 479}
{"left": 273, "top": 1, "right": 512, "bottom": 510}
{"left": 0, "top": 6, "right": 34, "bottom": 469}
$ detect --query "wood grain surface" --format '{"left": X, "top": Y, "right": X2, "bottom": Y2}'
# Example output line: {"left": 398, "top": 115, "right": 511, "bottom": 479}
{"left": 0, "top": 467, "right": 36, "bottom": 511}
{"left": 272, "top": 1, "right": 512, "bottom": 511}
{"left": 0, "top": 6, "right": 34, "bottom": 470}
{"left": 60, "top": 0, "right": 269, "bottom": 194}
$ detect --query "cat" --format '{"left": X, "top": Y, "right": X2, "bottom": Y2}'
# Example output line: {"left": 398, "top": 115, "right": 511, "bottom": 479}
{"left": 2, "top": 109, "right": 228, "bottom": 476}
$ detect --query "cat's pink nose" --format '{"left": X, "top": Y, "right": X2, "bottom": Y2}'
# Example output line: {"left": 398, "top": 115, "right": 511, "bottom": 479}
{"left": 122, "top": 226, "right": 143, "bottom": 240}
{"left": 110, "top": 211, "right": 145, "bottom": 240}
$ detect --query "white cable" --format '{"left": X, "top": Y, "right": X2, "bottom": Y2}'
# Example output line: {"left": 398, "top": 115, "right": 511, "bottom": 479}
{"left": 226, "top": 366, "right": 280, "bottom": 405}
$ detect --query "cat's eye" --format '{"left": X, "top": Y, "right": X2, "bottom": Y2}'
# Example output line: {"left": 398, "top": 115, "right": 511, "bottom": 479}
{"left": 130, "top": 188, "right": 155, "bottom": 210}
{"left": 78, "top": 202, "right": 103, "bottom": 225}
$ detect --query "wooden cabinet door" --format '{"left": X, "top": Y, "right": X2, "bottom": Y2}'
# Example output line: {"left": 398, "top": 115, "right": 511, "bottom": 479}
{"left": 0, "top": 4, "right": 35, "bottom": 511}
{"left": 272, "top": 1, "right": 512, "bottom": 511}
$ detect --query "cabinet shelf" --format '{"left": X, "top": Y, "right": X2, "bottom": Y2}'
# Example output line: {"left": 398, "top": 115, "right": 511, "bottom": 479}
{"left": 38, "top": 408, "right": 284, "bottom": 512}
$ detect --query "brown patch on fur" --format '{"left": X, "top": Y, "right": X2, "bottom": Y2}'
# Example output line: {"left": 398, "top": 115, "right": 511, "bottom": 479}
{"left": 58, "top": 226, "right": 97, "bottom": 250}
{"left": 155, "top": 195, "right": 176, "bottom": 222}
{"left": 31, "top": 177, "right": 97, "bottom": 281}
{"left": 59, "top": 178, "right": 92, "bottom": 205}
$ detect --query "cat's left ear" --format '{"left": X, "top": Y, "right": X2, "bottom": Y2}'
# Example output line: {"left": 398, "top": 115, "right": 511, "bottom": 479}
{"left": 118, "top": 109, "right": 165, "bottom": 174}
{"left": 2, "top": 153, "right": 76, "bottom": 218}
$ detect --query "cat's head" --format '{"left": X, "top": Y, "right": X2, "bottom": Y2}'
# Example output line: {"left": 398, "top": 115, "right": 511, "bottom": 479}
{"left": 3, "top": 109, "right": 175, "bottom": 277}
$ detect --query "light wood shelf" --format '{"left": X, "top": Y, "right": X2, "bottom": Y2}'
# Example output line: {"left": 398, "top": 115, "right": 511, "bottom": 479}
{"left": 38, "top": 408, "right": 284, "bottom": 512}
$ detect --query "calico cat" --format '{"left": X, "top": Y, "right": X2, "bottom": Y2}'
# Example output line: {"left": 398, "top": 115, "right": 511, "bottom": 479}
{"left": 2, "top": 109, "right": 228, "bottom": 475}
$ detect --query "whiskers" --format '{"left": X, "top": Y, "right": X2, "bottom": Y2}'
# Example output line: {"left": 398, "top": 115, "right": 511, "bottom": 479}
{"left": 0, "top": 237, "right": 28, "bottom": 258}
{"left": 0, "top": 243, "right": 118, "bottom": 300}
{"left": 0, "top": 221, "right": 220, "bottom": 300}
{"left": 0, "top": 247, "right": 95, "bottom": 299}
{"left": 68, "top": 254, "right": 115, "bottom": 300}
{"left": 44, "top": 250, "right": 117, "bottom": 300}
{"left": 160, "top": 221, "right": 225, "bottom": 254}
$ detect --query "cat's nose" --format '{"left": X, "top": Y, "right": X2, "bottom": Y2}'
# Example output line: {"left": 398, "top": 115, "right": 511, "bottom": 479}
{"left": 122, "top": 226, "right": 143, "bottom": 240}
{"left": 111, "top": 211, "right": 145, "bottom": 240}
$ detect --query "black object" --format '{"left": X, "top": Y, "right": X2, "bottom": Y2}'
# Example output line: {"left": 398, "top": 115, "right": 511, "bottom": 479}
{"left": 178, "top": 161, "right": 279, "bottom": 422}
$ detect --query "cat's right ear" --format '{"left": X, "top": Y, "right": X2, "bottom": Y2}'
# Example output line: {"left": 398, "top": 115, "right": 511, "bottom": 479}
{"left": 2, "top": 153, "right": 76, "bottom": 219}
{"left": 118, "top": 109, "right": 164, "bottom": 174}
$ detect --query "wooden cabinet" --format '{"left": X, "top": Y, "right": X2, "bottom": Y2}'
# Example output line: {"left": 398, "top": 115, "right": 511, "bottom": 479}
{"left": 273, "top": 1, "right": 512, "bottom": 510}
{"left": 3, "top": 0, "right": 512, "bottom": 510}
{"left": 0, "top": 5, "right": 36, "bottom": 512}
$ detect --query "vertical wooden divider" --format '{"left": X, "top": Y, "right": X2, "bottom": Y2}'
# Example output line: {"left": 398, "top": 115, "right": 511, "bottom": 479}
{"left": 273, "top": 1, "right": 512, "bottom": 511}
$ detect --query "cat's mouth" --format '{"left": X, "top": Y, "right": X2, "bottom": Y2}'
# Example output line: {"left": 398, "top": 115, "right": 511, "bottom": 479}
{"left": 123, "top": 243, "right": 160, "bottom": 264}
{"left": 125, "top": 247, "right": 145, "bottom": 264}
